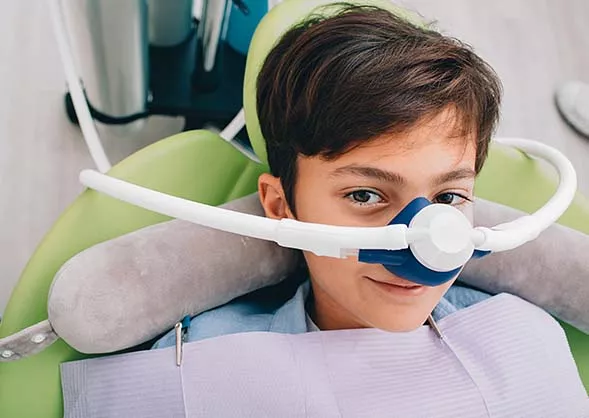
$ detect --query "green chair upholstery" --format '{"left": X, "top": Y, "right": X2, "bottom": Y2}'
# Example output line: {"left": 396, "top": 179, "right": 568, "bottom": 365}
{"left": 0, "top": 131, "right": 268, "bottom": 418}
{"left": 1, "top": 0, "right": 588, "bottom": 416}
{"left": 1, "top": 134, "right": 588, "bottom": 418}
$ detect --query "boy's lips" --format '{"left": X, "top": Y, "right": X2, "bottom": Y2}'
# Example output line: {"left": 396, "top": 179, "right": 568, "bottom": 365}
{"left": 364, "top": 276, "right": 428, "bottom": 296}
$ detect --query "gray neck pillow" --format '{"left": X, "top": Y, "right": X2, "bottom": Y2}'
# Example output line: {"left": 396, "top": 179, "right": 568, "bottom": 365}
{"left": 46, "top": 194, "right": 589, "bottom": 354}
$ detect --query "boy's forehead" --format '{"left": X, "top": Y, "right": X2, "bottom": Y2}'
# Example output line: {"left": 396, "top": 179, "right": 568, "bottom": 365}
{"left": 371, "top": 108, "right": 477, "bottom": 150}
{"left": 298, "top": 134, "right": 476, "bottom": 188}
{"left": 328, "top": 113, "right": 477, "bottom": 172}
{"left": 296, "top": 109, "right": 478, "bottom": 185}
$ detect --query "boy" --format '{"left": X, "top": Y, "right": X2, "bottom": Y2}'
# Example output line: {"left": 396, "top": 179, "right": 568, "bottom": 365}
{"left": 152, "top": 5, "right": 587, "bottom": 413}
{"left": 154, "top": 4, "right": 498, "bottom": 341}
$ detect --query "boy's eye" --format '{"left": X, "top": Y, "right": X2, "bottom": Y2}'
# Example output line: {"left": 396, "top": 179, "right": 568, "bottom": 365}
{"left": 433, "top": 192, "right": 470, "bottom": 206}
{"left": 345, "top": 190, "right": 383, "bottom": 206}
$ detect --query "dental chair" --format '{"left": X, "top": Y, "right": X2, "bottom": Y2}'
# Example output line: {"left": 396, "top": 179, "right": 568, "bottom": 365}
{"left": 1, "top": 1, "right": 588, "bottom": 417}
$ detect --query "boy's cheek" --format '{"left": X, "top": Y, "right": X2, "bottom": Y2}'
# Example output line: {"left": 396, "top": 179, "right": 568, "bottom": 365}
{"left": 304, "top": 251, "right": 357, "bottom": 282}
{"left": 461, "top": 201, "right": 474, "bottom": 223}
{"left": 305, "top": 251, "right": 458, "bottom": 331}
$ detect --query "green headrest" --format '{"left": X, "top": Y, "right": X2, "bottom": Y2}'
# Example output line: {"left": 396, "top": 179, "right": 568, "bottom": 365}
{"left": 243, "top": 0, "right": 422, "bottom": 165}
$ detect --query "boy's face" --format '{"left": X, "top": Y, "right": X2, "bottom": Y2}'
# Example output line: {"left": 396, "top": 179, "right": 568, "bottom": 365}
{"left": 259, "top": 111, "right": 477, "bottom": 331}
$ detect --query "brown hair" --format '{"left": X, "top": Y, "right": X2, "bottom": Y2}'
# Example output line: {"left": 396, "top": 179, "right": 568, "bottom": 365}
{"left": 256, "top": 4, "right": 502, "bottom": 210}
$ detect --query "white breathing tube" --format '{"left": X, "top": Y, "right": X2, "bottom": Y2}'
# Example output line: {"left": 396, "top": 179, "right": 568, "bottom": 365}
{"left": 474, "top": 137, "right": 578, "bottom": 251}
{"left": 79, "top": 169, "right": 412, "bottom": 258}
{"left": 80, "top": 136, "right": 577, "bottom": 259}
{"left": 50, "top": 0, "right": 578, "bottom": 266}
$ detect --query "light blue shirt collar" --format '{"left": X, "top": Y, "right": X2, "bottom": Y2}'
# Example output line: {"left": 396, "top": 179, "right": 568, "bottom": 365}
{"left": 269, "top": 280, "right": 459, "bottom": 333}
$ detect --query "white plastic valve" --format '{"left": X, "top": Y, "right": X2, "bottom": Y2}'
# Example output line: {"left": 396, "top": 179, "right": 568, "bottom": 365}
{"left": 408, "top": 204, "right": 475, "bottom": 272}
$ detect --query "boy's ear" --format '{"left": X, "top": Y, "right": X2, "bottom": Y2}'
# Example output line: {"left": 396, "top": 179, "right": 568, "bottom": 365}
{"left": 258, "top": 173, "right": 291, "bottom": 220}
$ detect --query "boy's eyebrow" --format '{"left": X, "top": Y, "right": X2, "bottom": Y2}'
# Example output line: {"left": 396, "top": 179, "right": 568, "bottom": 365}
{"left": 331, "top": 165, "right": 406, "bottom": 185}
{"left": 331, "top": 165, "right": 476, "bottom": 186}
{"left": 432, "top": 168, "right": 476, "bottom": 185}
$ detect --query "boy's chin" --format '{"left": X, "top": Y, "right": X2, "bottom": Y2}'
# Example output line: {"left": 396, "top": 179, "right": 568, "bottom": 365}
{"left": 368, "top": 312, "right": 432, "bottom": 333}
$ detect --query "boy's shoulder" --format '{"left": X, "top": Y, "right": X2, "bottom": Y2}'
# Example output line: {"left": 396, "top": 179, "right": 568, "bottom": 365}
{"left": 153, "top": 280, "right": 492, "bottom": 350}
{"left": 152, "top": 278, "right": 310, "bottom": 349}
{"left": 428, "top": 284, "right": 491, "bottom": 320}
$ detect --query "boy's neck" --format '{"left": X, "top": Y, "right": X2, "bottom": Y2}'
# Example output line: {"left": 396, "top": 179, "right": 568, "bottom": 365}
{"left": 308, "top": 279, "right": 367, "bottom": 331}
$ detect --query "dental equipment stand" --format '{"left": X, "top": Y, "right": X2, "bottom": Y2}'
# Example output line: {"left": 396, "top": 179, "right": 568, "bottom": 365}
{"left": 59, "top": 0, "right": 253, "bottom": 155}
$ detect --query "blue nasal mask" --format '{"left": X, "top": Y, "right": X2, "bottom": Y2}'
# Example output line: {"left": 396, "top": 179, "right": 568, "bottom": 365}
{"left": 359, "top": 198, "right": 489, "bottom": 287}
